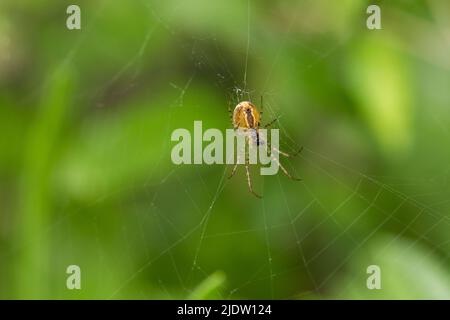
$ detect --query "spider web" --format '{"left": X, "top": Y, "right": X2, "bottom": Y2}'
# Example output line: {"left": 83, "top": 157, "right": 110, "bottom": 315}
{"left": 4, "top": 0, "right": 450, "bottom": 300}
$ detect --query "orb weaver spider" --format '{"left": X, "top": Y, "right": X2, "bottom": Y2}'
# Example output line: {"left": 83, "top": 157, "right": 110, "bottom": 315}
{"left": 227, "top": 97, "right": 303, "bottom": 198}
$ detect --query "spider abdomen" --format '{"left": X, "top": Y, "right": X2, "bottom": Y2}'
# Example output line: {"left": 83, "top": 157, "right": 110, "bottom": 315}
{"left": 233, "top": 101, "right": 261, "bottom": 129}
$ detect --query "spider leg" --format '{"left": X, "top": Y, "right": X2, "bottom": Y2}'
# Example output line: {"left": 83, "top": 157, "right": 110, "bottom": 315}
{"left": 227, "top": 102, "right": 234, "bottom": 126}
{"left": 264, "top": 116, "right": 280, "bottom": 129}
{"left": 245, "top": 156, "right": 262, "bottom": 198}
{"left": 266, "top": 134, "right": 303, "bottom": 157}
{"left": 272, "top": 145, "right": 303, "bottom": 158}
{"left": 263, "top": 142, "right": 302, "bottom": 181}
{"left": 260, "top": 95, "right": 264, "bottom": 117}
{"left": 228, "top": 163, "right": 238, "bottom": 179}
{"left": 228, "top": 137, "right": 244, "bottom": 179}
{"left": 271, "top": 155, "right": 302, "bottom": 181}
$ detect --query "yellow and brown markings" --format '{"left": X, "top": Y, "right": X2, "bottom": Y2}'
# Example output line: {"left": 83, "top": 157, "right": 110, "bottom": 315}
{"left": 232, "top": 101, "right": 261, "bottom": 129}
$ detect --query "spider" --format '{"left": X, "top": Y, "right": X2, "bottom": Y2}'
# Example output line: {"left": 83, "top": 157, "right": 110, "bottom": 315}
{"left": 227, "top": 98, "right": 303, "bottom": 198}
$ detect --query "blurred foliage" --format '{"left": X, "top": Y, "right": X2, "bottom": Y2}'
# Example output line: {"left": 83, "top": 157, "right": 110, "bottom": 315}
{"left": 0, "top": 0, "right": 449, "bottom": 299}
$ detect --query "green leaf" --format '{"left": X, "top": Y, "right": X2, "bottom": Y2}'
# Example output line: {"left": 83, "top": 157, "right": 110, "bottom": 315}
{"left": 330, "top": 235, "right": 450, "bottom": 299}
{"left": 347, "top": 35, "right": 413, "bottom": 157}
{"left": 188, "top": 271, "right": 226, "bottom": 300}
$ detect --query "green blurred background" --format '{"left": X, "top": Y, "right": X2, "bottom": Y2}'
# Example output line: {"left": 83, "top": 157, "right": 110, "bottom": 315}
{"left": 1, "top": 0, "right": 450, "bottom": 299}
